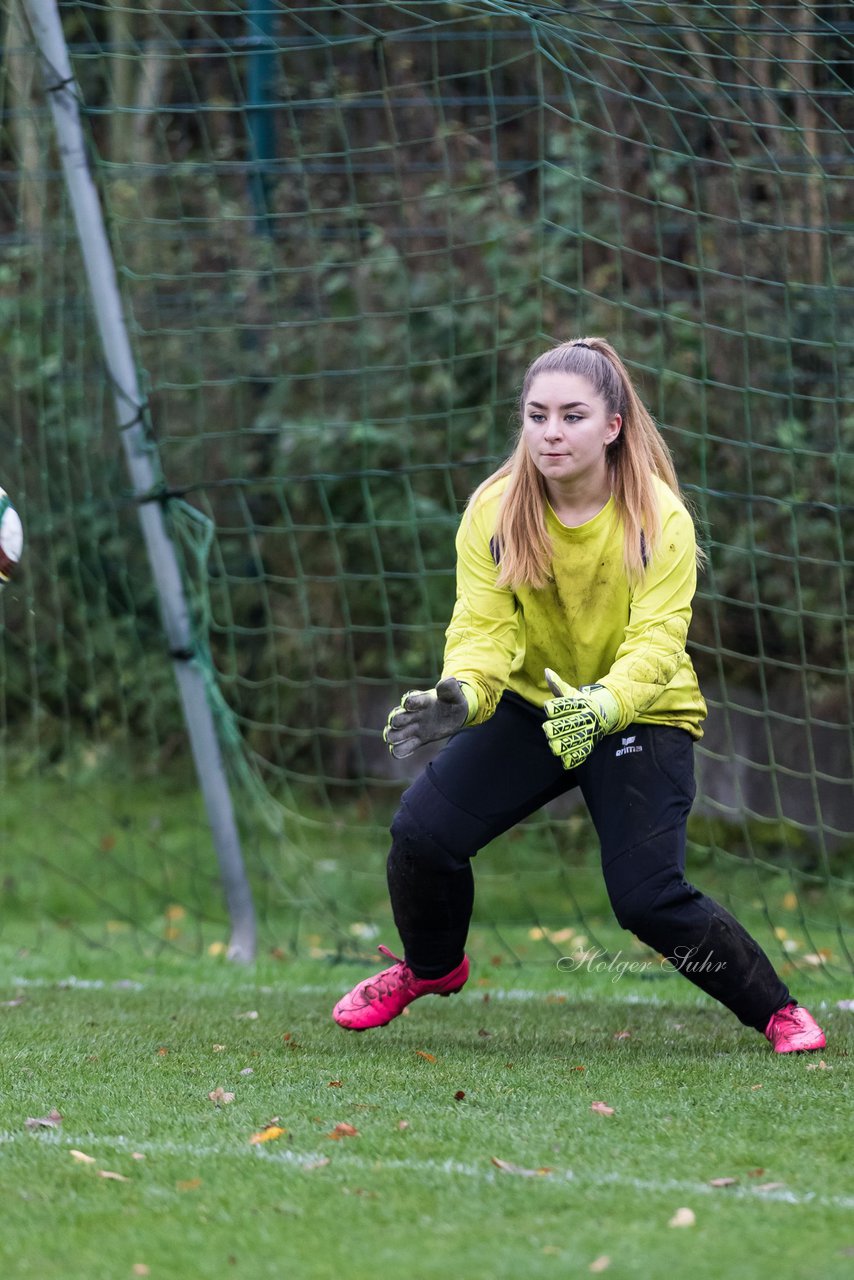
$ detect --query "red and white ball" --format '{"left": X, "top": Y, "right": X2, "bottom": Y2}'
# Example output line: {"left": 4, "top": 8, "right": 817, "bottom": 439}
{"left": 0, "top": 487, "right": 23, "bottom": 584}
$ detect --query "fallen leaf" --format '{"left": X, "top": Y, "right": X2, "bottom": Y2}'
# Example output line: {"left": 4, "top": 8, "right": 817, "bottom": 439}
{"left": 590, "top": 1101, "right": 615, "bottom": 1117}
{"left": 668, "top": 1207, "right": 695, "bottom": 1228}
{"left": 176, "top": 1178, "right": 202, "bottom": 1191}
{"left": 750, "top": 1084, "right": 763, "bottom": 1091}
{"left": 328, "top": 1123, "right": 359, "bottom": 1139}
{"left": 70, "top": 1149, "right": 96, "bottom": 1164}
{"left": 491, "top": 1157, "right": 553, "bottom": 1178}
{"left": 755, "top": 1182, "right": 786, "bottom": 1192}
{"left": 573, "top": 1065, "right": 585, "bottom": 1072}
{"left": 328, "top": 1080, "right": 342, "bottom": 1087}
{"left": 212, "top": 1044, "right": 226, "bottom": 1052}
{"left": 249, "top": 1126, "right": 286, "bottom": 1145}
{"left": 415, "top": 1050, "right": 436, "bottom": 1063}
{"left": 98, "top": 1170, "right": 130, "bottom": 1182}
{"left": 477, "top": 1028, "right": 493, "bottom": 1038}
{"left": 708, "top": 1177, "right": 738, "bottom": 1187}
{"left": 589, "top": 1258, "right": 611, "bottom": 1274}
{"left": 747, "top": 1168, "right": 765, "bottom": 1177}
{"left": 208, "top": 1087, "right": 235, "bottom": 1105}
{"left": 454, "top": 1091, "right": 466, "bottom": 1101}
{"left": 25, "top": 1109, "right": 62, "bottom": 1130}
{"left": 805, "top": 1060, "right": 831, "bottom": 1070}
{"left": 156, "top": 1047, "right": 168, "bottom": 1057}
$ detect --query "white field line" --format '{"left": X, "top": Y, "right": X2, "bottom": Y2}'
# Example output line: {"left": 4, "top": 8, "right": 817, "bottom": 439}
{"left": 3, "top": 1131, "right": 853, "bottom": 1210}
{"left": 6, "top": 974, "right": 839, "bottom": 1015}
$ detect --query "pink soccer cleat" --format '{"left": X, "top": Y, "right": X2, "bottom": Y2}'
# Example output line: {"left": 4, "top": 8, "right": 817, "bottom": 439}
{"left": 764, "top": 1001, "right": 826, "bottom": 1054}
{"left": 333, "top": 945, "right": 469, "bottom": 1031}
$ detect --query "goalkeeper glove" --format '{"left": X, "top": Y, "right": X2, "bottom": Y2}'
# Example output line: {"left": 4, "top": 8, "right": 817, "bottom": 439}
{"left": 542, "top": 668, "right": 621, "bottom": 769}
{"left": 383, "top": 677, "right": 476, "bottom": 759}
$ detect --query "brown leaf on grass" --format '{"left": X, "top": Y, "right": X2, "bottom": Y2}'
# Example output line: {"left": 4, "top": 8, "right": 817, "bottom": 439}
{"left": 477, "top": 1028, "right": 493, "bottom": 1038}
{"left": 613, "top": 1030, "right": 632, "bottom": 1040}
{"left": 156, "top": 1047, "right": 169, "bottom": 1057}
{"left": 176, "top": 1178, "right": 203, "bottom": 1191}
{"left": 668, "top": 1207, "right": 696, "bottom": 1228}
{"left": 98, "top": 1170, "right": 131, "bottom": 1182}
{"left": 25, "top": 1108, "right": 62, "bottom": 1130}
{"left": 708, "top": 1177, "right": 739, "bottom": 1187}
{"left": 249, "top": 1124, "right": 286, "bottom": 1145}
{"left": 589, "top": 1258, "right": 611, "bottom": 1274}
{"left": 454, "top": 1091, "right": 466, "bottom": 1101}
{"left": 415, "top": 1050, "right": 436, "bottom": 1062}
{"left": 746, "top": 1168, "right": 765, "bottom": 1177}
{"left": 491, "top": 1157, "right": 553, "bottom": 1178}
{"left": 328, "top": 1080, "right": 342, "bottom": 1087}
{"left": 70, "top": 1149, "right": 96, "bottom": 1164}
{"left": 328, "top": 1123, "right": 359, "bottom": 1140}
{"left": 590, "top": 1101, "right": 615, "bottom": 1117}
{"left": 208, "top": 1087, "right": 235, "bottom": 1106}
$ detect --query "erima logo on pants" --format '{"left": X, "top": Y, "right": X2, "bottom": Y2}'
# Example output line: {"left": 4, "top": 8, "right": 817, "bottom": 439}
{"left": 616, "top": 734, "right": 643, "bottom": 758}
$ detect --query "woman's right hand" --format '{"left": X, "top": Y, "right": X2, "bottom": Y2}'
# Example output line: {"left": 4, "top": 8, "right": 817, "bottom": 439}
{"left": 383, "top": 677, "right": 473, "bottom": 758}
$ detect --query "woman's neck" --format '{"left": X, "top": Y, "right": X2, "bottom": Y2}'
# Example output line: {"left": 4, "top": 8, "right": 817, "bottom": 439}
{"left": 545, "top": 474, "right": 612, "bottom": 528}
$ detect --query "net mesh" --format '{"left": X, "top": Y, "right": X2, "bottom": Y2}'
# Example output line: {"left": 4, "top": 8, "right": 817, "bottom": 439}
{"left": 1, "top": 1, "right": 851, "bottom": 974}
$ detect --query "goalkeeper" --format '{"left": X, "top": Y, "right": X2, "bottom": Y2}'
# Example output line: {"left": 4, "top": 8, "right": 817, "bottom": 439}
{"left": 333, "top": 337, "right": 825, "bottom": 1054}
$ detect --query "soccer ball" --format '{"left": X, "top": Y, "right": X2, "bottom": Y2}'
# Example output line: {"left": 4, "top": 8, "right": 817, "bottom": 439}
{"left": 0, "top": 487, "right": 23, "bottom": 585}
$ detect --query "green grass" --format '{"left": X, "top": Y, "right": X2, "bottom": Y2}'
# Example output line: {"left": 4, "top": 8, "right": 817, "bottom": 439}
{"left": 1, "top": 942, "right": 853, "bottom": 1280}
{"left": 1, "top": 773, "right": 852, "bottom": 1277}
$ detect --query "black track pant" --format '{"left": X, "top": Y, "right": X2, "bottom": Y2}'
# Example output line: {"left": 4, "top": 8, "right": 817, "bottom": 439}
{"left": 386, "top": 692, "right": 790, "bottom": 1032}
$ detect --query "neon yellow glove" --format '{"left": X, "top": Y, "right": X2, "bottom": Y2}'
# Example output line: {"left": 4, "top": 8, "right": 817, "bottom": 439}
{"left": 383, "top": 677, "right": 477, "bottom": 759}
{"left": 542, "top": 668, "right": 620, "bottom": 769}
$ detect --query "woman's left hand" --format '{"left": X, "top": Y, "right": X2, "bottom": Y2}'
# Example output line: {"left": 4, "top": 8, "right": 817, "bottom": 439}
{"left": 542, "top": 669, "right": 620, "bottom": 769}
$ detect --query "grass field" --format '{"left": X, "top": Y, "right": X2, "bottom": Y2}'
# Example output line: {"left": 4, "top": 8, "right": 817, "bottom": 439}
{"left": 2, "top": 939, "right": 853, "bottom": 1280}
{"left": 1, "top": 775, "right": 852, "bottom": 1278}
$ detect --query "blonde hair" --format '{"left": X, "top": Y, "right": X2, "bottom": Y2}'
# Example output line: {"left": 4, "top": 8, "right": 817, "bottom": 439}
{"left": 470, "top": 337, "right": 689, "bottom": 588}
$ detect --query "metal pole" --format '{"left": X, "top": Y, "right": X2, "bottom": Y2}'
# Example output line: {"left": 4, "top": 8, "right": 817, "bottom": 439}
{"left": 24, "top": 0, "right": 257, "bottom": 962}
{"left": 246, "top": 0, "right": 277, "bottom": 236}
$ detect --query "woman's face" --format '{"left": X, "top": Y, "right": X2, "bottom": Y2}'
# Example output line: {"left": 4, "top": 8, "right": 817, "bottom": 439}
{"left": 522, "top": 370, "right": 622, "bottom": 492}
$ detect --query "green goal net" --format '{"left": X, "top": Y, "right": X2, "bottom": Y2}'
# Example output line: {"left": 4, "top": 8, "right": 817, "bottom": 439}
{"left": 1, "top": 1, "right": 851, "bottom": 977}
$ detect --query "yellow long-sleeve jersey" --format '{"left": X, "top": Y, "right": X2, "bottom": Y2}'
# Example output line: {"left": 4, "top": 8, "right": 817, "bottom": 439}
{"left": 441, "top": 474, "right": 707, "bottom": 738}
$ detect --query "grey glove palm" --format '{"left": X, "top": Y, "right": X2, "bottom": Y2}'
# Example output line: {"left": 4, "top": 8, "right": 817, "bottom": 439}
{"left": 383, "top": 677, "right": 472, "bottom": 759}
